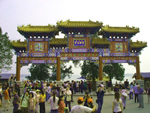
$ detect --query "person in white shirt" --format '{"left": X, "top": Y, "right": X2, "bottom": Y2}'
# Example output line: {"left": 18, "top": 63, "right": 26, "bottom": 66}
{"left": 48, "top": 92, "right": 59, "bottom": 113}
{"left": 64, "top": 87, "right": 72, "bottom": 112}
{"left": 30, "top": 88, "right": 37, "bottom": 99}
{"left": 71, "top": 97, "right": 96, "bottom": 113}
{"left": 46, "top": 84, "right": 51, "bottom": 101}
{"left": 112, "top": 92, "right": 123, "bottom": 113}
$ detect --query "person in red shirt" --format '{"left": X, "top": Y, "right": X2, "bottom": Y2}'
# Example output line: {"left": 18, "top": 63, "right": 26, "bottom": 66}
{"left": 4, "top": 87, "right": 10, "bottom": 111}
{"left": 58, "top": 95, "right": 66, "bottom": 113}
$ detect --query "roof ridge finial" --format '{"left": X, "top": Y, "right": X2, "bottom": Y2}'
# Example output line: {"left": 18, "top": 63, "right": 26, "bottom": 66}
{"left": 89, "top": 19, "right": 92, "bottom": 22}
{"left": 126, "top": 25, "right": 129, "bottom": 28}
{"left": 67, "top": 19, "right": 70, "bottom": 22}
{"left": 105, "top": 25, "right": 109, "bottom": 27}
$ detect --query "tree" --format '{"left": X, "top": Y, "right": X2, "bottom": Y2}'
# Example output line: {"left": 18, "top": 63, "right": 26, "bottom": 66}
{"left": 0, "top": 28, "right": 13, "bottom": 72}
{"left": 103, "top": 63, "right": 125, "bottom": 82}
{"left": 27, "top": 63, "right": 73, "bottom": 81}
{"left": 27, "top": 64, "right": 50, "bottom": 81}
{"left": 49, "top": 63, "right": 73, "bottom": 81}
{"left": 72, "top": 60, "right": 81, "bottom": 67}
{"left": 80, "top": 60, "right": 99, "bottom": 81}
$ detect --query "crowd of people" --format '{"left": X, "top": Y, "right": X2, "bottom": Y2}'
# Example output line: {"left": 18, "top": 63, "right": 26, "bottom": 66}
{"left": 0, "top": 79, "right": 149, "bottom": 113}
{"left": 111, "top": 79, "right": 150, "bottom": 113}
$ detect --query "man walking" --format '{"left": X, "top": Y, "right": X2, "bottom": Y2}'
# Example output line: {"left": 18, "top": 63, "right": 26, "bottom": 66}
{"left": 96, "top": 84, "right": 105, "bottom": 113}
{"left": 137, "top": 85, "right": 144, "bottom": 108}
{"left": 133, "top": 83, "right": 139, "bottom": 103}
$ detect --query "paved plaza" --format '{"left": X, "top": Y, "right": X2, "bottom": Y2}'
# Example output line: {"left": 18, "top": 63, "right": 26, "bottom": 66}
{"left": 0, "top": 94, "right": 149, "bottom": 113}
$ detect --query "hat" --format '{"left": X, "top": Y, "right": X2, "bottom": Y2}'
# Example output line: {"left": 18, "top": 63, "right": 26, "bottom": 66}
{"left": 99, "top": 84, "right": 102, "bottom": 87}
{"left": 87, "top": 98, "right": 93, "bottom": 104}
{"left": 36, "top": 89, "right": 40, "bottom": 92}
{"left": 78, "top": 97, "right": 84, "bottom": 102}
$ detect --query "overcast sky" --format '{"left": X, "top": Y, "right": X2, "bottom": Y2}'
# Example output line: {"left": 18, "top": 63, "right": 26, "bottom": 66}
{"left": 0, "top": 0, "right": 150, "bottom": 77}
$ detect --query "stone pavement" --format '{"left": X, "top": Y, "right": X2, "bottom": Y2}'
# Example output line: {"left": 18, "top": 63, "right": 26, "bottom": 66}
{"left": 0, "top": 94, "right": 150, "bottom": 113}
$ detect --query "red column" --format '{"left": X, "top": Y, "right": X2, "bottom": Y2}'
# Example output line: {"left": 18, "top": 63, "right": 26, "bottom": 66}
{"left": 56, "top": 57, "right": 61, "bottom": 81}
{"left": 136, "top": 56, "right": 141, "bottom": 80}
{"left": 16, "top": 56, "right": 21, "bottom": 81}
{"left": 99, "top": 56, "right": 103, "bottom": 80}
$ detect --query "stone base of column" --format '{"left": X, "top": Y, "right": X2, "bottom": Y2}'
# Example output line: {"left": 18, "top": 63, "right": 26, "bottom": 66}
{"left": 16, "top": 81, "right": 24, "bottom": 96}
{"left": 56, "top": 81, "right": 63, "bottom": 87}
{"left": 136, "top": 80, "right": 144, "bottom": 89}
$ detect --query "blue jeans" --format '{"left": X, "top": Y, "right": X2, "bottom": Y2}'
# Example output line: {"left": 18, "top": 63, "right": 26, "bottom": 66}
{"left": 138, "top": 94, "right": 144, "bottom": 108}
{"left": 97, "top": 101, "right": 103, "bottom": 113}
{"left": 129, "top": 92, "right": 133, "bottom": 99}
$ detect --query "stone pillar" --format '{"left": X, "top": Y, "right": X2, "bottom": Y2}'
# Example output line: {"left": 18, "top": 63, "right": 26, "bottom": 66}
{"left": 136, "top": 56, "right": 141, "bottom": 80}
{"left": 56, "top": 57, "right": 61, "bottom": 81}
{"left": 16, "top": 56, "right": 21, "bottom": 81}
{"left": 99, "top": 56, "right": 103, "bottom": 80}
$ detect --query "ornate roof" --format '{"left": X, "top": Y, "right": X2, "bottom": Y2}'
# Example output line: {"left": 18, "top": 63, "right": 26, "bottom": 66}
{"left": 92, "top": 38, "right": 110, "bottom": 45}
{"left": 57, "top": 20, "right": 103, "bottom": 28}
{"left": 50, "top": 38, "right": 67, "bottom": 45}
{"left": 11, "top": 40, "right": 27, "bottom": 48}
{"left": 18, "top": 24, "right": 58, "bottom": 33}
{"left": 11, "top": 38, "right": 68, "bottom": 49}
{"left": 101, "top": 25, "right": 139, "bottom": 34}
{"left": 130, "top": 40, "right": 147, "bottom": 49}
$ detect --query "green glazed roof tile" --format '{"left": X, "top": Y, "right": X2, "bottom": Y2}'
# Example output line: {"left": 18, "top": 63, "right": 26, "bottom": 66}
{"left": 11, "top": 40, "right": 27, "bottom": 48}
{"left": 130, "top": 40, "right": 147, "bottom": 48}
{"left": 102, "top": 25, "right": 139, "bottom": 33}
{"left": 92, "top": 38, "right": 110, "bottom": 45}
{"left": 17, "top": 24, "right": 58, "bottom": 33}
{"left": 57, "top": 20, "right": 103, "bottom": 28}
{"left": 50, "top": 38, "right": 67, "bottom": 45}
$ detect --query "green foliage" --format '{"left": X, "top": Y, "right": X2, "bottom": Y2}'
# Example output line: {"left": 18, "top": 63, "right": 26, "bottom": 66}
{"left": 0, "top": 27, "right": 13, "bottom": 72}
{"left": 103, "top": 63, "right": 125, "bottom": 81}
{"left": 27, "top": 64, "right": 50, "bottom": 80}
{"left": 80, "top": 60, "right": 99, "bottom": 81}
{"left": 49, "top": 64, "right": 73, "bottom": 81}
{"left": 80, "top": 61, "right": 125, "bottom": 82}
{"left": 27, "top": 63, "right": 73, "bottom": 81}
{"left": 72, "top": 60, "right": 81, "bottom": 67}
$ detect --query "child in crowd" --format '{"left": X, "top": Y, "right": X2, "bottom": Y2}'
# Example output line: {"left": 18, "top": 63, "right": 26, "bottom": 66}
{"left": 129, "top": 82, "right": 134, "bottom": 99}
{"left": 83, "top": 92, "right": 92, "bottom": 106}
{"left": 58, "top": 95, "right": 66, "bottom": 113}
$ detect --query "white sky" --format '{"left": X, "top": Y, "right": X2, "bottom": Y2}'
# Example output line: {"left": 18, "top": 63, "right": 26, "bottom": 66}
{"left": 0, "top": 0, "right": 150, "bottom": 77}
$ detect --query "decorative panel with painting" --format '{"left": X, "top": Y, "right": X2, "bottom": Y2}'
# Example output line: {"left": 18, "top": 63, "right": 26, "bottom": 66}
{"left": 29, "top": 41, "right": 48, "bottom": 55}
{"left": 110, "top": 41, "right": 128, "bottom": 56}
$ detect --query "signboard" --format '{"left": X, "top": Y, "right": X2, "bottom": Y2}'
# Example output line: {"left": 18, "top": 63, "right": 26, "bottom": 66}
{"left": 69, "top": 37, "right": 90, "bottom": 49}
{"left": 73, "top": 39, "right": 86, "bottom": 47}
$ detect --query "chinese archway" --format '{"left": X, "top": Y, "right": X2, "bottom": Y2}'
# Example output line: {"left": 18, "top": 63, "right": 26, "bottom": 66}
{"left": 11, "top": 20, "right": 147, "bottom": 81}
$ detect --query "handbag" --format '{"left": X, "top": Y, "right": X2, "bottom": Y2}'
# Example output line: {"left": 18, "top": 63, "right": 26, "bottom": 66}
{"left": 122, "top": 92, "right": 127, "bottom": 97}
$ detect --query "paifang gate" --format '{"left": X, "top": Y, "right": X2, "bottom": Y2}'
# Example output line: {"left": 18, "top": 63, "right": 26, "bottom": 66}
{"left": 11, "top": 20, "right": 147, "bottom": 81}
